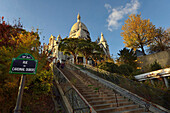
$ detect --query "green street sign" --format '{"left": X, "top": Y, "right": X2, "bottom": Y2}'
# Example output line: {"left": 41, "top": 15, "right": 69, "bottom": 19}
{"left": 9, "top": 53, "right": 38, "bottom": 75}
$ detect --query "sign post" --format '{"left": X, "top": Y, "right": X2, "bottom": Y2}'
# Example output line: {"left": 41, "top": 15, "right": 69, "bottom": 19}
{"left": 14, "top": 74, "right": 26, "bottom": 113}
{"left": 9, "top": 53, "right": 38, "bottom": 113}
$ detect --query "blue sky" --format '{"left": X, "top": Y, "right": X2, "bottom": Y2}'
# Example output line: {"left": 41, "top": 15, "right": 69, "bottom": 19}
{"left": 1, "top": 0, "right": 170, "bottom": 59}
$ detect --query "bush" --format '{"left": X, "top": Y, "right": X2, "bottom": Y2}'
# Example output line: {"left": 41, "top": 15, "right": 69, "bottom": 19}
{"left": 27, "top": 70, "right": 53, "bottom": 95}
{"left": 150, "top": 60, "right": 162, "bottom": 71}
{"left": 98, "top": 62, "right": 119, "bottom": 73}
{"left": 118, "top": 64, "right": 133, "bottom": 76}
{"left": 132, "top": 69, "right": 142, "bottom": 76}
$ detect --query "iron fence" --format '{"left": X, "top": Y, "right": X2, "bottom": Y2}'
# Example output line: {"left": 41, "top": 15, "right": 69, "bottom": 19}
{"left": 66, "top": 63, "right": 120, "bottom": 107}
{"left": 69, "top": 63, "right": 170, "bottom": 110}
{"left": 53, "top": 65, "right": 92, "bottom": 113}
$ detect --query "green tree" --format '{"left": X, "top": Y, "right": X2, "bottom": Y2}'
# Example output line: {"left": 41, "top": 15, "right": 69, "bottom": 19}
{"left": 116, "top": 47, "right": 137, "bottom": 68}
{"left": 90, "top": 42, "right": 104, "bottom": 66}
{"left": 118, "top": 64, "right": 133, "bottom": 76}
{"left": 98, "top": 62, "right": 119, "bottom": 73}
{"left": 77, "top": 39, "right": 94, "bottom": 64}
{"left": 148, "top": 27, "right": 170, "bottom": 53}
{"left": 121, "top": 14, "right": 156, "bottom": 55}
{"left": 150, "top": 60, "right": 162, "bottom": 71}
{"left": 0, "top": 17, "right": 51, "bottom": 112}
{"left": 59, "top": 38, "right": 80, "bottom": 64}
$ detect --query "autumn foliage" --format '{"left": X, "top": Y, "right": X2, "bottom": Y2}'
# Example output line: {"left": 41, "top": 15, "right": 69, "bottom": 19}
{"left": 121, "top": 14, "right": 156, "bottom": 55}
{"left": 0, "top": 17, "right": 53, "bottom": 112}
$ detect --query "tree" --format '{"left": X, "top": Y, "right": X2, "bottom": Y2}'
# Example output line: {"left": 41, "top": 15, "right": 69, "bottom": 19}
{"left": 150, "top": 60, "right": 162, "bottom": 71}
{"left": 118, "top": 64, "right": 133, "bottom": 76}
{"left": 77, "top": 39, "right": 94, "bottom": 64}
{"left": 0, "top": 17, "right": 53, "bottom": 112}
{"left": 0, "top": 17, "right": 23, "bottom": 47}
{"left": 59, "top": 38, "right": 80, "bottom": 64}
{"left": 98, "top": 62, "right": 119, "bottom": 73}
{"left": 90, "top": 42, "right": 105, "bottom": 66}
{"left": 148, "top": 27, "right": 170, "bottom": 53}
{"left": 121, "top": 14, "right": 156, "bottom": 55}
{"left": 116, "top": 47, "right": 137, "bottom": 68}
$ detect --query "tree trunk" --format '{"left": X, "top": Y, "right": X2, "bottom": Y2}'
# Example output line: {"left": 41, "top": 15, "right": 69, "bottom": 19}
{"left": 85, "top": 56, "right": 88, "bottom": 64}
{"left": 73, "top": 55, "right": 76, "bottom": 64}
{"left": 158, "top": 38, "right": 164, "bottom": 51}
{"left": 160, "top": 42, "right": 165, "bottom": 51}
{"left": 141, "top": 44, "right": 146, "bottom": 55}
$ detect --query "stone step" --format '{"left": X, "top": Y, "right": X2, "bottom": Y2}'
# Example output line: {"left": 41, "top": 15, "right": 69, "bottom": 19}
{"left": 75, "top": 84, "right": 86, "bottom": 87}
{"left": 83, "top": 93, "right": 118, "bottom": 99}
{"left": 78, "top": 88, "right": 112, "bottom": 94}
{"left": 62, "top": 67, "right": 150, "bottom": 113}
{"left": 80, "top": 89, "right": 118, "bottom": 96}
{"left": 76, "top": 83, "right": 105, "bottom": 87}
{"left": 78, "top": 87, "right": 115, "bottom": 93}
{"left": 86, "top": 96, "right": 123, "bottom": 102}
{"left": 113, "top": 108, "right": 146, "bottom": 113}
{"left": 83, "top": 93, "right": 122, "bottom": 99}
{"left": 89, "top": 98, "right": 129, "bottom": 105}
{"left": 77, "top": 85, "right": 111, "bottom": 91}
{"left": 84, "top": 94, "right": 100, "bottom": 98}
{"left": 81, "top": 92, "right": 119, "bottom": 99}
{"left": 93, "top": 101, "right": 134, "bottom": 109}
{"left": 81, "top": 91, "right": 102, "bottom": 96}
{"left": 95, "top": 104, "right": 139, "bottom": 113}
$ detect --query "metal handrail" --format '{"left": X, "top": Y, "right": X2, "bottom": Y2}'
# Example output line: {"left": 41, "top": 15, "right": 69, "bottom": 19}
{"left": 54, "top": 65, "right": 96, "bottom": 113}
{"left": 68, "top": 63, "right": 120, "bottom": 108}
{"left": 80, "top": 64, "right": 170, "bottom": 112}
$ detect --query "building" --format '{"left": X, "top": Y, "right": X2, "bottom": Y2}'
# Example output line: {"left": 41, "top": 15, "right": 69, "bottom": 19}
{"left": 69, "top": 13, "right": 90, "bottom": 40}
{"left": 45, "top": 13, "right": 110, "bottom": 64}
{"left": 98, "top": 32, "right": 110, "bottom": 58}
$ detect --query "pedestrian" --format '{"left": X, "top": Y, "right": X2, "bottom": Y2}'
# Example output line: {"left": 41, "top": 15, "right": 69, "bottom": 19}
{"left": 61, "top": 62, "right": 65, "bottom": 69}
{"left": 57, "top": 60, "right": 60, "bottom": 68}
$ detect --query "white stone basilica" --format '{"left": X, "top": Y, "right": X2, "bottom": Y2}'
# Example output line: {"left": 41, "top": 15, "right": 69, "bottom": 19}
{"left": 44, "top": 13, "right": 110, "bottom": 64}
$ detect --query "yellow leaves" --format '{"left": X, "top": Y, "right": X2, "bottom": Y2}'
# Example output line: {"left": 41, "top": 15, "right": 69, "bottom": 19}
{"left": 24, "top": 86, "right": 29, "bottom": 90}
{"left": 121, "top": 13, "right": 156, "bottom": 51}
{"left": 4, "top": 81, "right": 17, "bottom": 89}
{"left": 137, "top": 67, "right": 141, "bottom": 69}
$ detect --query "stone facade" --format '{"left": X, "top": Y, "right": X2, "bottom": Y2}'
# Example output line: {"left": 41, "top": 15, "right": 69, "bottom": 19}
{"left": 45, "top": 13, "right": 110, "bottom": 64}
{"left": 45, "top": 34, "right": 67, "bottom": 63}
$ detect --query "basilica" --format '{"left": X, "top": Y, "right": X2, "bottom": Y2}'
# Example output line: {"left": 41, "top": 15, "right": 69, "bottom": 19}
{"left": 44, "top": 13, "right": 110, "bottom": 64}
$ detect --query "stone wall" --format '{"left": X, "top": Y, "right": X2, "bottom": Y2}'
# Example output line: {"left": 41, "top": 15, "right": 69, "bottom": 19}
{"left": 137, "top": 50, "right": 170, "bottom": 71}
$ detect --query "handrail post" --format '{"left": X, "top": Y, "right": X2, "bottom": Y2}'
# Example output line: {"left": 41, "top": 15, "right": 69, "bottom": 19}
{"left": 54, "top": 65, "right": 96, "bottom": 113}
{"left": 114, "top": 91, "right": 119, "bottom": 107}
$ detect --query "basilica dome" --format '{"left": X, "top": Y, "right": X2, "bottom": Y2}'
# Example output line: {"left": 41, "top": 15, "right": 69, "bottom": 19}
{"left": 69, "top": 13, "right": 90, "bottom": 40}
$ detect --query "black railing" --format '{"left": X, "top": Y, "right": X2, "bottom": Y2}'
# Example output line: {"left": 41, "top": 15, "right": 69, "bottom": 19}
{"left": 74, "top": 64, "right": 170, "bottom": 111}
{"left": 66, "top": 63, "right": 120, "bottom": 108}
{"left": 53, "top": 65, "right": 93, "bottom": 113}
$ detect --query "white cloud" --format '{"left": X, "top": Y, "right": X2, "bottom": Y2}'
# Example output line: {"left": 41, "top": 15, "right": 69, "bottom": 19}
{"left": 104, "top": 4, "right": 112, "bottom": 13}
{"left": 105, "top": 0, "right": 140, "bottom": 31}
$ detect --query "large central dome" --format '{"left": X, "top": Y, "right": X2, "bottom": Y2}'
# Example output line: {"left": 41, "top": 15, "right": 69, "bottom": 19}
{"left": 69, "top": 13, "right": 91, "bottom": 40}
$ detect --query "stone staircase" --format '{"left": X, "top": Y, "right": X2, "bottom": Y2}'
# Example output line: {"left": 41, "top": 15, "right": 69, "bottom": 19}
{"left": 60, "top": 66, "right": 150, "bottom": 113}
